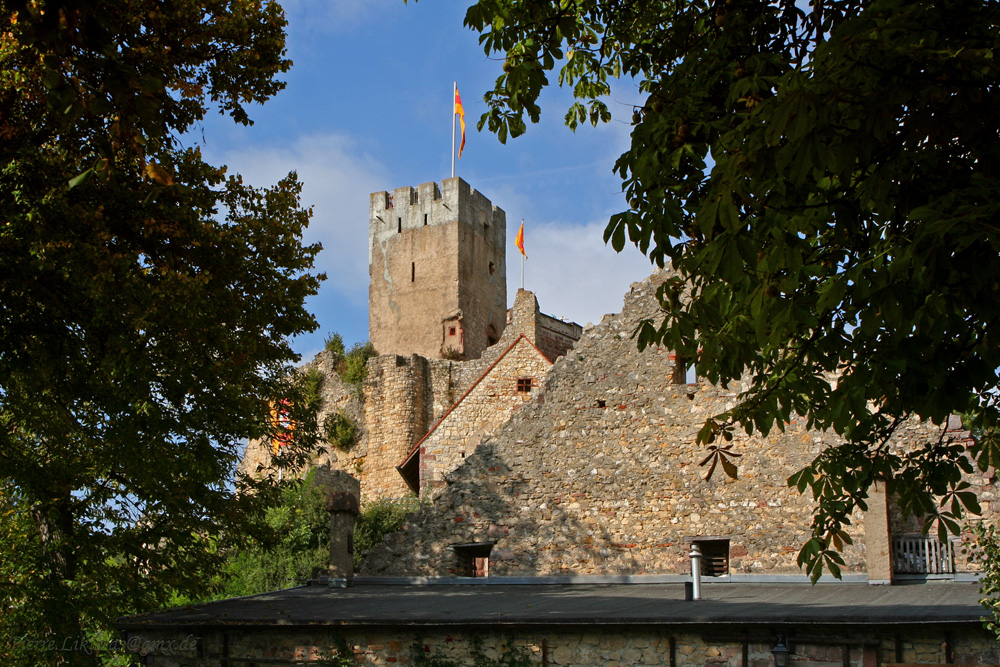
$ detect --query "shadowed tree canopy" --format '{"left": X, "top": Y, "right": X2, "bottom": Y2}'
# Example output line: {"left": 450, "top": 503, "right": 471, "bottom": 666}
{"left": 0, "top": 1, "right": 325, "bottom": 662}
{"left": 465, "top": 0, "right": 1000, "bottom": 578}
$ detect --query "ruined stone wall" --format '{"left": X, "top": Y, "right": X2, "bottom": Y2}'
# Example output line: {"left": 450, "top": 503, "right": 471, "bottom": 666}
{"left": 369, "top": 178, "right": 506, "bottom": 361}
{"left": 126, "top": 624, "right": 1000, "bottom": 667}
{"left": 360, "top": 272, "right": 977, "bottom": 578}
{"left": 418, "top": 336, "right": 552, "bottom": 494}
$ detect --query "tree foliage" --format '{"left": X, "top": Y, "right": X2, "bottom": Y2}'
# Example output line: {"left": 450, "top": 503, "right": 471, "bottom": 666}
{"left": 325, "top": 332, "right": 347, "bottom": 361}
{"left": 165, "top": 485, "right": 422, "bottom": 602}
{"left": 186, "top": 471, "right": 332, "bottom": 601}
{"left": 971, "top": 523, "right": 1000, "bottom": 637}
{"left": 465, "top": 0, "right": 1000, "bottom": 578}
{"left": 0, "top": 0, "right": 324, "bottom": 662}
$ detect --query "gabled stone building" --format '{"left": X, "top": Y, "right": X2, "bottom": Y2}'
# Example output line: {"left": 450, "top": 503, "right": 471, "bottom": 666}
{"left": 397, "top": 329, "right": 553, "bottom": 496}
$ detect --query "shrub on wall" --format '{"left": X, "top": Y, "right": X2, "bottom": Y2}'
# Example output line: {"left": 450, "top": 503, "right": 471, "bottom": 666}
{"left": 320, "top": 333, "right": 377, "bottom": 394}
{"left": 300, "top": 366, "right": 325, "bottom": 414}
{"left": 323, "top": 410, "right": 356, "bottom": 450}
{"left": 341, "top": 342, "right": 377, "bottom": 392}
{"left": 325, "top": 333, "right": 346, "bottom": 363}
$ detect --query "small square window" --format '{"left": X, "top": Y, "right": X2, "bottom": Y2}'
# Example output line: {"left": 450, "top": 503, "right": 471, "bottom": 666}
{"left": 516, "top": 378, "right": 533, "bottom": 393}
{"left": 449, "top": 327, "right": 457, "bottom": 336}
{"left": 671, "top": 355, "right": 696, "bottom": 385}
{"left": 692, "top": 538, "right": 729, "bottom": 577}
{"left": 452, "top": 543, "right": 494, "bottom": 577}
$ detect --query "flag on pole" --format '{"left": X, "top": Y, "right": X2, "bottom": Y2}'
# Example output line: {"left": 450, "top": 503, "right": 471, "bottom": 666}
{"left": 515, "top": 221, "right": 527, "bottom": 257}
{"left": 454, "top": 86, "right": 466, "bottom": 159}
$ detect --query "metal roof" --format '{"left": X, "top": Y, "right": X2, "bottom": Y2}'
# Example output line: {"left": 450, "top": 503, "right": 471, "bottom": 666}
{"left": 116, "top": 579, "right": 988, "bottom": 631}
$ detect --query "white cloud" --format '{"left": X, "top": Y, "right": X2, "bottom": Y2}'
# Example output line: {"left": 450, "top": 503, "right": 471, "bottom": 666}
{"left": 510, "top": 220, "right": 657, "bottom": 328}
{"left": 279, "top": 0, "right": 398, "bottom": 35}
{"left": 208, "top": 133, "right": 389, "bottom": 306}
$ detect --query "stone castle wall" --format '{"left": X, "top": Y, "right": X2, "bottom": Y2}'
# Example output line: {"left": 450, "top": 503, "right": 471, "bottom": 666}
{"left": 239, "top": 288, "right": 579, "bottom": 502}
{"left": 360, "top": 272, "right": 991, "bottom": 578}
{"left": 242, "top": 268, "right": 991, "bottom": 579}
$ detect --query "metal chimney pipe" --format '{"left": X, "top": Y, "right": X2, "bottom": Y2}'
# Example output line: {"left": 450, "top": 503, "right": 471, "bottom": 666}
{"left": 689, "top": 542, "right": 703, "bottom": 600}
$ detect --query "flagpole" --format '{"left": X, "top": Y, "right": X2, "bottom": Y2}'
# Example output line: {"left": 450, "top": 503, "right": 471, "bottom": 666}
{"left": 521, "top": 218, "right": 525, "bottom": 290}
{"left": 451, "top": 82, "right": 457, "bottom": 178}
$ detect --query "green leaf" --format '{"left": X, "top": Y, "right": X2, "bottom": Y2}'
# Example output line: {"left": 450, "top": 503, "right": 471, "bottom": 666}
{"left": 610, "top": 220, "right": 626, "bottom": 252}
{"left": 67, "top": 167, "right": 94, "bottom": 190}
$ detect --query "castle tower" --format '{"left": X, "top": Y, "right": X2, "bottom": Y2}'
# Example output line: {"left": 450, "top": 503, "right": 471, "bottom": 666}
{"left": 369, "top": 177, "right": 507, "bottom": 360}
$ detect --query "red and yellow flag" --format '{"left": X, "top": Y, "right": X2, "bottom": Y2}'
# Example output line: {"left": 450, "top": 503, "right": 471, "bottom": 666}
{"left": 515, "top": 221, "right": 526, "bottom": 257}
{"left": 269, "top": 399, "right": 295, "bottom": 456}
{"left": 454, "top": 86, "right": 466, "bottom": 159}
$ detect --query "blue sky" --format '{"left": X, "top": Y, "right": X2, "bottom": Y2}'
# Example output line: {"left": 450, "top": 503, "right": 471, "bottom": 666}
{"left": 195, "top": 0, "right": 656, "bottom": 360}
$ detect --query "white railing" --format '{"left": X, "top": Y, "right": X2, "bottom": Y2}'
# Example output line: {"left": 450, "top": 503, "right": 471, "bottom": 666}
{"left": 892, "top": 535, "right": 955, "bottom": 574}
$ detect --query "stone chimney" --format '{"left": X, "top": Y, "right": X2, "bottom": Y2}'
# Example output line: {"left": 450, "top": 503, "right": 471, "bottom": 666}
{"left": 323, "top": 470, "right": 361, "bottom": 587}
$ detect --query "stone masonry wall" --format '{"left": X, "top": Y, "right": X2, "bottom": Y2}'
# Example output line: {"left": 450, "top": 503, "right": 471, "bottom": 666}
{"left": 418, "top": 336, "right": 552, "bottom": 494}
{"left": 239, "top": 288, "right": 571, "bottom": 503}
{"left": 126, "top": 624, "right": 1000, "bottom": 667}
{"left": 361, "top": 271, "right": 979, "bottom": 578}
